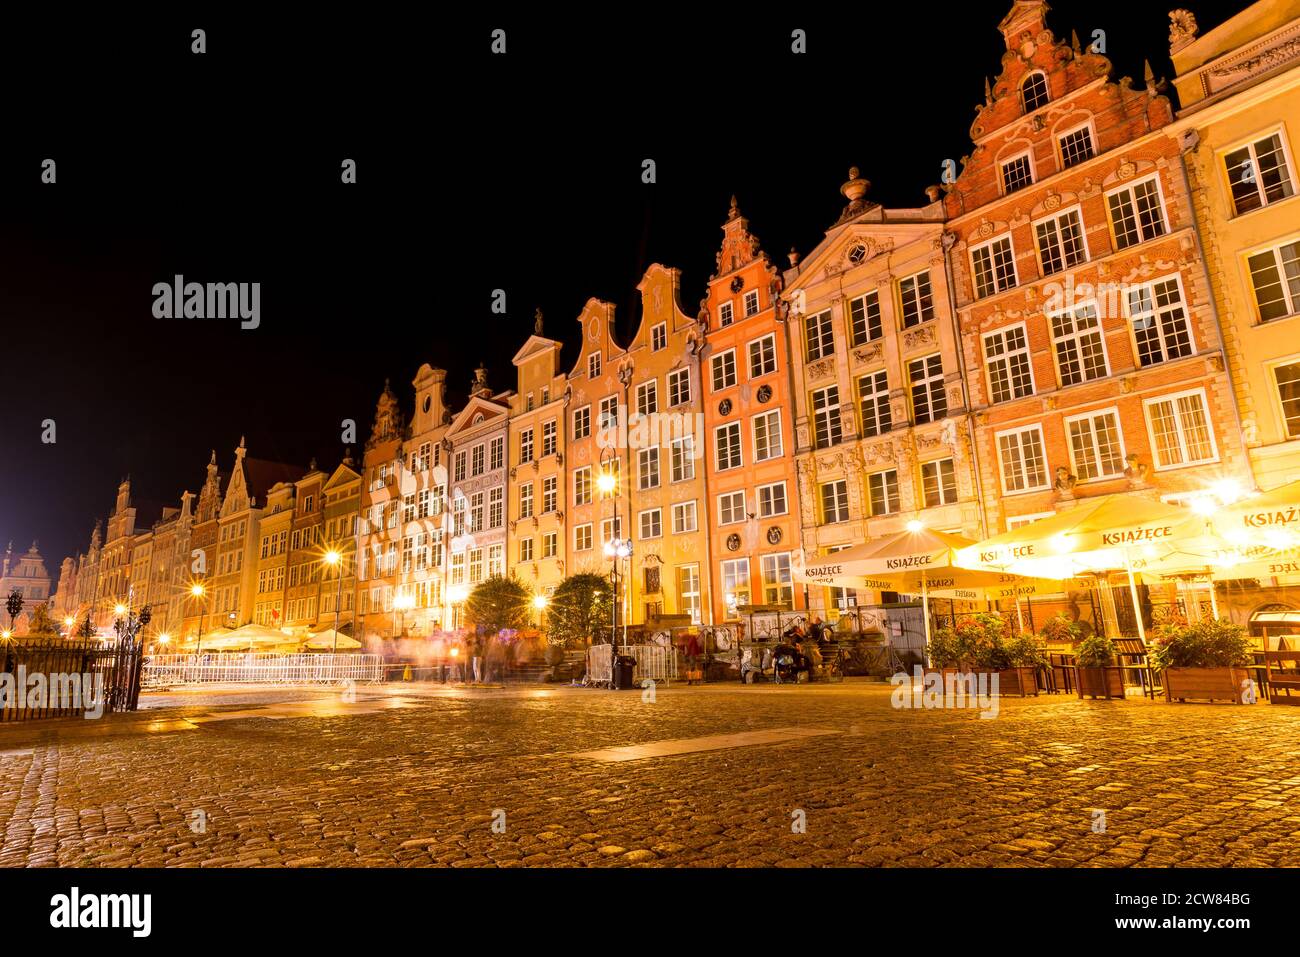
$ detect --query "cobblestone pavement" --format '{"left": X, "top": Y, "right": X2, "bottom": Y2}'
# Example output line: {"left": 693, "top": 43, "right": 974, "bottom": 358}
{"left": 2, "top": 679, "right": 1299, "bottom": 867}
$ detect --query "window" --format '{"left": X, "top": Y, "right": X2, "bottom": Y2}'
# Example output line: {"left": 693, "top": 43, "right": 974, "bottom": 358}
{"left": 812, "top": 386, "right": 842, "bottom": 448}
{"left": 1127, "top": 278, "right": 1193, "bottom": 366}
{"left": 638, "top": 447, "right": 660, "bottom": 490}
{"left": 574, "top": 524, "right": 592, "bottom": 551}
{"left": 805, "top": 310, "right": 834, "bottom": 360}
{"left": 599, "top": 396, "right": 619, "bottom": 432}
{"left": 1066, "top": 409, "right": 1126, "bottom": 481}
{"left": 588, "top": 352, "right": 602, "bottom": 378}
{"left": 651, "top": 322, "right": 667, "bottom": 351}
{"left": 469, "top": 548, "right": 484, "bottom": 583}
{"left": 850, "top": 291, "right": 882, "bottom": 344}
{"left": 573, "top": 467, "right": 592, "bottom": 506}
{"left": 543, "top": 531, "right": 557, "bottom": 558}
{"left": 711, "top": 350, "right": 737, "bottom": 391}
{"left": 857, "top": 370, "right": 891, "bottom": 437}
{"left": 639, "top": 508, "right": 662, "bottom": 539}
{"left": 1275, "top": 361, "right": 1300, "bottom": 439}
{"left": 667, "top": 368, "right": 691, "bottom": 406}
{"left": 1145, "top": 390, "right": 1217, "bottom": 468}
{"left": 543, "top": 475, "right": 557, "bottom": 513}
{"left": 1248, "top": 240, "right": 1300, "bottom": 322}
{"left": 671, "top": 436, "right": 696, "bottom": 481}
{"left": 971, "top": 236, "right": 1017, "bottom": 298}
{"left": 519, "top": 482, "right": 533, "bottom": 519}
{"left": 672, "top": 501, "right": 697, "bottom": 534}
{"left": 1051, "top": 303, "right": 1108, "bottom": 385}
{"left": 753, "top": 410, "right": 783, "bottom": 461}
{"left": 452, "top": 496, "right": 466, "bottom": 536}
{"left": 898, "top": 270, "right": 936, "bottom": 327}
{"left": 541, "top": 420, "right": 557, "bottom": 457}
{"left": 451, "top": 552, "right": 465, "bottom": 585}
{"left": 757, "top": 481, "right": 788, "bottom": 517}
{"left": 748, "top": 334, "right": 777, "bottom": 378}
{"left": 454, "top": 451, "right": 466, "bottom": 482}
{"left": 997, "top": 426, "right": 1049, "bottom": 493}
{"left": 636, "top": 380, "right": 658, "bottom": 416}
{"left": 718, "top": 301, "right": 734, "bottom": 327}
{"left": 983, "top": 325, "right": 1035, "bottom": 403}
{"left": 922, "top": 459, "right": 958, "bottom": 507}
{"left": 1035, "top": 208, "right": 1087, "bottom": 275}
{"left": 469, "top": 492, "right": 484, "bottom": 532}
{"left": 718, "top": 491, "right": 746, "bottom": 525}
{"left": 821, "top": 480, "right": 849, "bottom": 524}
{"left": 909, "top": 354, "right": 946, "bottom": 425}
{"left": 761, "top": 554, "right": 793, "bottom": 608}
{"left": 520, "top": 538, "right": 534, "bottom": 562}
{"left": 489, "top": 487, "right": 503, "bottom": 528}
{"left": 403, "top": 493, "right": 416, "bottom": 523}
{"left": 573, "top": 405, "right": 591, "bottom": 440}
{"left": 1108, "top": 177, "right": 1167, "bottom": 250}
{"left": 715, "top": 422, "right": 742, "bottom": 471}
{"left": 519, "top": 429, "right": 534, "bottom": 464}
{"left": 600, "top": 517, "right": 622, "bottom": 544}
{"left": 721, "top": 559, "right": 750, "bottom": 614}
{"left": 1022, "top": 72, "right": 1049, "bottom": 112}
{"left": 1225, "top": 132, "right": 1294, "bottom": 215}
{"left": 676, "top": 565, "right": 701, "bottom": 624}
{"left": 1001, "top": 153, "right": 1034, "bottom": 194}
{"left": 1059, "top": 125, "right": 1094, "bottom": 168}
{"left": 867, "top": 470, "right": 900, "bottom": 516}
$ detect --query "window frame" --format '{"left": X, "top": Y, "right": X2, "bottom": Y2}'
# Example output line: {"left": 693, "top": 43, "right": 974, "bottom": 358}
{"left": 1063, "top": 406, "right": 1127, "bottom": 482}
{"left": 982, "top": 323, "right": 1036, "bottom": 404}
{"left": 1105, "top": 174, "right": 1169, "bottom": 251}
{"left": 969, "top": 233, "right": 1019, "bottom": 299}
{"left": 1143, "top": 387, "right": 1220, "bottom": 471}
{"left": 995, "top": 424, "right": 1050, "bottom": 495}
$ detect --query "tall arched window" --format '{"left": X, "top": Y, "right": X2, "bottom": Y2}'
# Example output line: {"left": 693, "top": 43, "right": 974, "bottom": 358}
{"left": 1022, "top": 72, "right": 1049, "bottom": 113}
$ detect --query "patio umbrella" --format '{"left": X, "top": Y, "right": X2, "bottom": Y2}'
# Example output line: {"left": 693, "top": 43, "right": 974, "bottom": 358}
{"left": 206, "top": 624, "right": 295, "bottom": 652}
{"left": 303, "top": 629, "right": 362, "bottom": 651}
{"left": 953, "top": 493, "right": 1260, "bottom": 643}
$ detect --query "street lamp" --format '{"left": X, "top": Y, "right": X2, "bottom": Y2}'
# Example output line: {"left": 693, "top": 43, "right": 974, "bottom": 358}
{"left": 393, "top": 592, "right": 415, "bottom": 638}
{"left": 324, "top": 549, "right": 344, "bottom": 654}
{"left": 598, "top": 446, "right": 623, "bottom": 686}
{"left": 190, "top": 583, "right": 210, "bottom": 655}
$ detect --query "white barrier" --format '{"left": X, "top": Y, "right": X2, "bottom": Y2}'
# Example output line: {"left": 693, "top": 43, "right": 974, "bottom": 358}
{"left": 585, "top": 644, "right": 679, "bottom": 686}
{"left": 143, "top": 653, "right": 384, "bottom": 686}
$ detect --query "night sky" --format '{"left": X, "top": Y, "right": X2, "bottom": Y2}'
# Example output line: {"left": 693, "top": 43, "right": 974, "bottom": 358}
{"left": 0, "top": 2, "right": 1246, "bottom": 572}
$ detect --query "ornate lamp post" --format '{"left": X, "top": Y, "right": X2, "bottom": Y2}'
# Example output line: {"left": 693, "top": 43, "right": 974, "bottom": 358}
{"left": 597, "top": 447, "right": 631, "bottom": 686}
{"left": 324, "top": 550, "right": 345, "bottom": 653}
{"left": 190, "top": 583, "right": 211, "bottom": 655}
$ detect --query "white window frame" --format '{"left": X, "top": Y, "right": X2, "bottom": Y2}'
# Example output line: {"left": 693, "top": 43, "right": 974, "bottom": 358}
{"left": 921, "top": 457, "right": 959, "bottom": 508}
{"left": 1032, "top": 204, "right": 1089, "bottom": 276}
{"left": 743, "top": 289, "right": 760, "bottom": 317}
{"left": 573, "top": 405, "right": 591, "bottom": 440}
{"left": 1057, "top": 121, "right": 1096, "bottom": 169}
{"left": 718, "top": 301, "right": 734, "bottom": 327}
{"left": 638, "top": 447, "right": 660, "bottom": 490}
{"left": 670, "top": 435, "right": 696, "bottom": 482}
{"left": 969, "top": 234, "right": 1018, "bottom": 299}
{"left": 1105, "top": 174, "right": 1169, "bottom": 251}
{"left": 1143, "top": 387, "right": 1220, "bottom": 471}
{"left": 999, "top": 149, "right": 1036, "bottom": 195}
{"left": 1245, "top": 235, "right": 1300, "bottom": 323}
{"left": 897, "top": 269, "right": 936, "bottom": 328}
{"left": 574, "top": 524, "right": 593, "bottom": 551}
{"left": 1124, "top": 274, "right": 1195, "bottom": 367}
{"left": 651, "top": 321, "right": 668, "bottom": 351}
{"left": 667, "top": 368, "right": 691, "bottom": 406}
{"left": 748, "top": 333, "right": 778, "bottom": 378}
{"left": 636, "top": 379, "right": 658, "bottom": 416}
{"left": 752, "top": 409, "right": 783, "bottom": 462}
{"left": 1049, "top": 301, "right": 1110, "bottom": 387}
{"left": 672, "top": 501, "right": 698, "bottom": 534}
{"left": 638, "top": 507, "right": 663, "bottom": 540}
{"left": 718, "top": 490, "right": 746, "bottom": 526}
{"left": 996, "top": 424, "right": 1050, "bottom": 495}
{"left": 711, "top": 349, "right": 738, "bottom": 392}
{"left": 982, "top": 323, "right": 1036, "bottom": 403}
{"left": 757, "top": 481, "right": 788, "bottom": 517}
{"left": 1221, "top": 126, "right": 1297, "bottom": 216}
{"left": 714, "top": 421, "right": 742, "bottom": 471}
{"left": 1063, "top": 406, "right": 1127, "bottom": 482}
{"left": 588, "top": 351, "right": 602, "bottom": 379}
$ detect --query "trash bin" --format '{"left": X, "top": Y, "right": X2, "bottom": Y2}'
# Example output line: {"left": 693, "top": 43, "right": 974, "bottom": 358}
{"left": 613, "top": 655, "right": 636, "bottom": 690}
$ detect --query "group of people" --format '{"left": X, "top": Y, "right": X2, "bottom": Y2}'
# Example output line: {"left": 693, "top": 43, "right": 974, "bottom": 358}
{"left": 435, "top": 631, "right": 520, "bottom": 683}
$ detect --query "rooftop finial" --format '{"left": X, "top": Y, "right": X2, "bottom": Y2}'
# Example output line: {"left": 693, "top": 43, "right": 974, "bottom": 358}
{"left": 728, "top": 194, "right": 740, "bottom": 220}
{"left": 534, "top": 307, "right": 544, "bottom": 336}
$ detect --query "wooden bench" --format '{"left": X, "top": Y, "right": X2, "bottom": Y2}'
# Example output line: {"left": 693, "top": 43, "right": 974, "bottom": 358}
{"left": 1265, "top": 650, "right": 1300, "bottom": 705}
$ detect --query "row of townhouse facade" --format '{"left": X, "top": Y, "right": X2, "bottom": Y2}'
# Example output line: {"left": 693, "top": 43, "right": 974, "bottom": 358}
{"left": 52, "top": 1, "right": 1300, "bottom": 641}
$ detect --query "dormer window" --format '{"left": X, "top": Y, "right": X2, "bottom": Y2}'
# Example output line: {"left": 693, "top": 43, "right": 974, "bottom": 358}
{"left": 588, "top": 352, "right": 602, "bottom": 378}
{"left": 1021, "top": 72, "right": 1049, "bottom": 113}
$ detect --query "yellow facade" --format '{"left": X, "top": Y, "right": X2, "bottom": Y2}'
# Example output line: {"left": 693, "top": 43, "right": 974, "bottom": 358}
{"left": 1173, "top": 0, "right": 1300, "bottom": 492}
{"left": 508, "top": 312, "right": 568, "bottom": 619}
{"left": 253, "top": 482, "right": 294, "bottom": 627}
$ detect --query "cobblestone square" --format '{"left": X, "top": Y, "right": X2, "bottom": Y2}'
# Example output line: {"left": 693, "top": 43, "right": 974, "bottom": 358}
{"left": 2, "top": 679, "right": 1298, "bottom": 868}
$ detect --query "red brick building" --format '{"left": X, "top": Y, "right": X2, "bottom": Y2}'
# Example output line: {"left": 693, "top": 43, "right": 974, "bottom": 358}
{"left": 944, "top": 1, "right": 1251, "bottom": 546}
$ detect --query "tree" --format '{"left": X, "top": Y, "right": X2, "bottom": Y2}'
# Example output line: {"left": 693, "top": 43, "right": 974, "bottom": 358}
{"left": 5, "top": 590, "right": 23, "bottom": 631}
{"left": 464, "top": 575, "right": 531, "bottom": 635}
{"left": 545, "top": 573, "right": 613, "bottom": 648}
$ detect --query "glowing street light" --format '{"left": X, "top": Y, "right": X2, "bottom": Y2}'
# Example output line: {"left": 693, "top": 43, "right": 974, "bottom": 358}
{"left": 322, "top": 550, "right": 344, "bottom": 653}
{"left": 596, "top": 471, "right": 616, "bottom": 495}
{"left": 532, "top": 594, "right": 548, "bottom": 610}
{"left": 189, "top": 582, "right": 211, "bottom": 655}
{"left": 906, "top": 520, "right": 924, "bottom": 533}
{"left": 114, "top": 603, "right": 127, "bottom": 616}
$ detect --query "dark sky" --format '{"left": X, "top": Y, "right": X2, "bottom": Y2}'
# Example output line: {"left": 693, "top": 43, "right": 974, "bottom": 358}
{"left": 0, "top": 1, "right": 1246, "bottom": 572}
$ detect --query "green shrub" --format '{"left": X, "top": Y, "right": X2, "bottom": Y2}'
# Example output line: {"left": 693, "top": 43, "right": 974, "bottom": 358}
{"left": 1076, "top": 633, "right": 1115, "bottom": 669}
{"left": 1150, "top": 618, "right": 1251, "bottom": 671}
{"left": 1004, "top": 632, "right": 1047, "bottom": 668}
{"left": 1040, "top": 614, "right": 1081, "bottom": 644}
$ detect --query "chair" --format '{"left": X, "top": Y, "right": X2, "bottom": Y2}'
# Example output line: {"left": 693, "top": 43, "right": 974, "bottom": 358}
{"left": 1265, "top": 650, "right": 1300, "bottom": 705}
{"left": 1113, "top": 638, "right": 1159, "bottom": 698}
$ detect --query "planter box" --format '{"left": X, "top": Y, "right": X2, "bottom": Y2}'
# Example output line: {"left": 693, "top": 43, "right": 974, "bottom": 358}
{"left": 1076, "top": 666, "right": 1125, "bottom": 700}
{"left": 998, "top": 666, "right": 1039, "bottom": 697}
{"left": 1163, "top": 666, "right": 1252, "bottom": 704}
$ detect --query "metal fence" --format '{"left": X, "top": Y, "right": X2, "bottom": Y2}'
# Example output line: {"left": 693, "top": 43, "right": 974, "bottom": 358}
{"left": 585, "top": 644, "right": 679, "bottom": 686}
{"left": 0, "top": 638, "right": 144, "bottom": 721}
{"left": 143, "top": 653, "right": 384, "bottom": 687}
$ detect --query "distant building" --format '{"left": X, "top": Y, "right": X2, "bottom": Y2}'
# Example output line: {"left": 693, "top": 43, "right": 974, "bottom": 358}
{"left": 0, "top": 541, "right": 54, "bottom": 633}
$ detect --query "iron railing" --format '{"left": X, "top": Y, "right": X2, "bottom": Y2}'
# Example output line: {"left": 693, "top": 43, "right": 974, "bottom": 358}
{"left": 0, "top": 637, "right": 144, "bottom": 721}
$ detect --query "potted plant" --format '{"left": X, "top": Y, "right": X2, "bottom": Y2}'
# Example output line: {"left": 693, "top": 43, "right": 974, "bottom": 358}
{"left": 1075, "top": 633, "right": 1124, "bottom": 699}
{"left": 1040, "top": 613, "right": 1081, "bottom": 647}
{"left": 999, "top": 632, "right": 1046, "bottom": 696}
{"left": 1151, "top": 618, "right": 1253, "bottom": 704}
